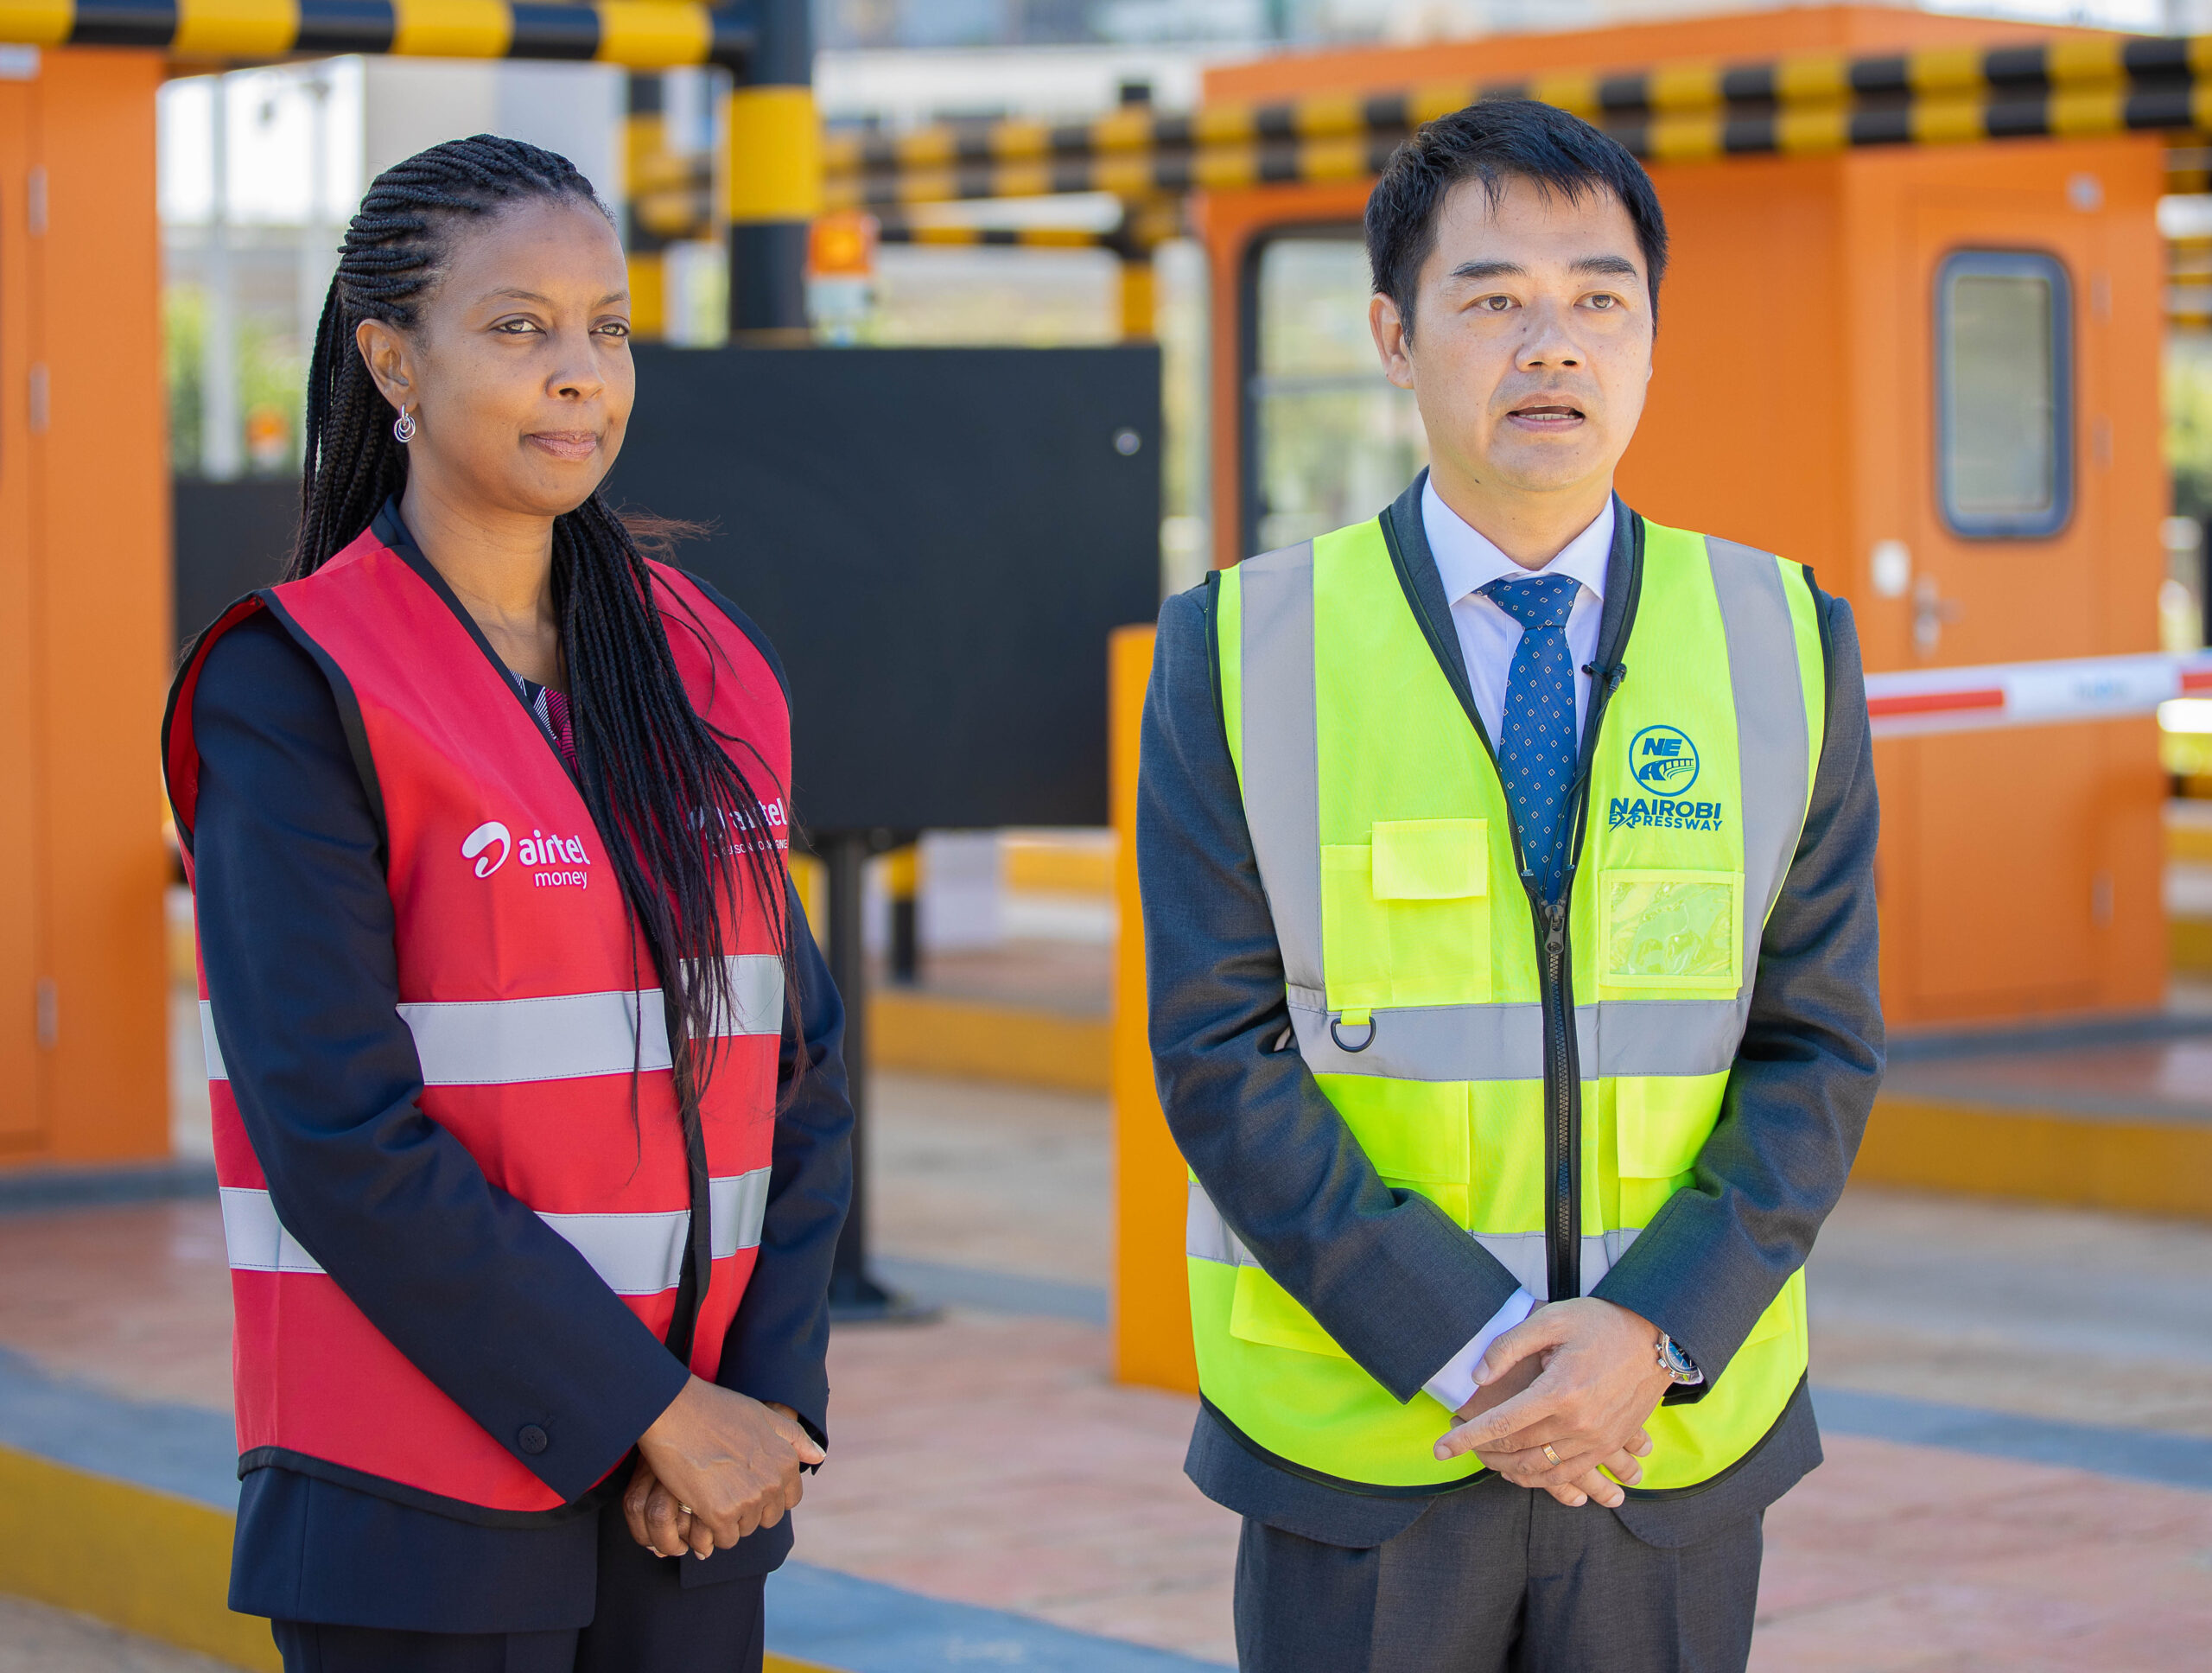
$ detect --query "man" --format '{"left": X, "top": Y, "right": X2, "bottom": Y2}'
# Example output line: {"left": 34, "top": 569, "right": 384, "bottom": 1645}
{"left": 1137, "top": 100, "right": 1882, "bottom": 1671}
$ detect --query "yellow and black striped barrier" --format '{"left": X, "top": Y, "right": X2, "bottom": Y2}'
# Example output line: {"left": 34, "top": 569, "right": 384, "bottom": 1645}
{"left": 2171, "top": 232, "right": 2212, "bottom": 328}
{"left": 868, "top": 210, "right": 1173, "bottom": 340}
{"left": 825, "top": 136, "right": 1395, "bottom": 212}
{"left": 875, "top": 221, "right": 1110, "bottom": 250}
{"left": 0, "top": 0, "right": 756, "bottom": 67}
{"left": 824, "top": 33, "right": 2212, "bottom": 207}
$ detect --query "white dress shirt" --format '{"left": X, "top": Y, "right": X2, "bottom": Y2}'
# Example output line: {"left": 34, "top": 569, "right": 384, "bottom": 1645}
{"left": 1423, "top": 476, "right": 1612, "bottom": 746}
{"left": 1416, "top": 480, "right": 1612, "bottom": 1415}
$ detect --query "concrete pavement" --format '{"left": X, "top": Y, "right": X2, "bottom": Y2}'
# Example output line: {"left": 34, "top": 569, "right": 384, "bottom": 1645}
{"left": 7, "top": 1060, "right": 2212, "bottom": 1668}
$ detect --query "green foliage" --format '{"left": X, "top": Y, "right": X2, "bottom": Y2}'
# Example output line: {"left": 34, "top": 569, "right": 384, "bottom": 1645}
{"left": 163, "top": 283, "right": 307, "bottom": 478}
{"left": 164, "top": 286, "right": 204, "bottom": 473}
{"left": 2166, "top": 336, "right": 2212, "bottom": 524}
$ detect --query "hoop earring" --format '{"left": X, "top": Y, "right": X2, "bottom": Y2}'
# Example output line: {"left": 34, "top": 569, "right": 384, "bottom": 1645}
{"left": 392, "top": 405, "right": 416, "bottom": 444}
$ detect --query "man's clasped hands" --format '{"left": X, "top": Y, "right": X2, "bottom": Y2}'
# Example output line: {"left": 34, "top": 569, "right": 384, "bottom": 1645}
{"left": 1435, "top": 1296, "right": 1681, "bottom": 1511}
{"left": 622, "top": 1378, "right": 826, "bottom": 1560}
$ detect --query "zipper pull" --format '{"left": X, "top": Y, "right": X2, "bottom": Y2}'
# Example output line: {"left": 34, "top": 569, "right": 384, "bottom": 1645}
{"left": 1543, "top": 902, "right": 1566, "bottom": 960}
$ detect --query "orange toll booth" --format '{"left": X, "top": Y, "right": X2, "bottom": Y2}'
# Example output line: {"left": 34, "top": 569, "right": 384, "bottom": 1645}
{"left": 0, "top": 48, "right": 172, "bottom": 1171}
{"left": 1115, "top": 3, "right": 2172, "bottom": 1392}
{"left": 1202, "top": 3, "right": 2166, "bottom": 1028}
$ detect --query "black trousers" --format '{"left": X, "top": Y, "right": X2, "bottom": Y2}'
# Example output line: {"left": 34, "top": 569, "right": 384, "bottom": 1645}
{"left": 270, "top": 1498, "right": 767, "bottom": 1673}
{"left": 1236, "top": 1475, "right": 1764, "bottom": 1673}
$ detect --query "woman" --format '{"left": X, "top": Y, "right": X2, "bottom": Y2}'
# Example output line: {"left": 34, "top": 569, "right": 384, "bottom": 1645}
{"left": 162, "top": 136, "right": 853, "bottom": 1671}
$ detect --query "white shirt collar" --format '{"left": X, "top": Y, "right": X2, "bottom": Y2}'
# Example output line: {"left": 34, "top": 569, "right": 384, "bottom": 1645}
{"left": 1421, "top": 474, "right": 1615, "bottom": 611}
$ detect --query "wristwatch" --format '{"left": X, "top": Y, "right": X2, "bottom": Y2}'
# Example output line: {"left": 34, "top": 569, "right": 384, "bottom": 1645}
{"left": 1655, "top": 1332, "right": 1701, "bottom": 1384}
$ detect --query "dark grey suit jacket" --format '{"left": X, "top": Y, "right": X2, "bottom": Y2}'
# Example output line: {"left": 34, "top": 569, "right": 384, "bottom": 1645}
{"left": 1137, "top": 474, "right": 1885, "bottom": 1549}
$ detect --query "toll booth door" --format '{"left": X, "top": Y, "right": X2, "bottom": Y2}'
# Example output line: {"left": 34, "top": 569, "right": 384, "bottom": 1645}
{"left": 0, "top": 76, "right": 41, "bottom": 1146}
{"left": 1891, "top": 194, "right": 2136, "bottom": 1020}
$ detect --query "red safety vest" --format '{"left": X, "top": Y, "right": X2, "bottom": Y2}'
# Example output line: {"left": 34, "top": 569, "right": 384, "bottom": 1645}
{"left": 163, "top": 524, "right": 791, "bottom": 1517}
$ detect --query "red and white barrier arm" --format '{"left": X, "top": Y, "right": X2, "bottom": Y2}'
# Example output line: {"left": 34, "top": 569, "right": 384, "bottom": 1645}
{"left": 1863, "top": 651, "right": 2212, "bottom": 739}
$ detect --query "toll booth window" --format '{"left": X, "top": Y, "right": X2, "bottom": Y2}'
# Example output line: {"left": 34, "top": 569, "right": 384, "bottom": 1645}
{"left": 1936, "top": 251, "right": 2073, "bottom": 539}
{"left": 1249, "top": 234, "right": 1427, "bottom": 551}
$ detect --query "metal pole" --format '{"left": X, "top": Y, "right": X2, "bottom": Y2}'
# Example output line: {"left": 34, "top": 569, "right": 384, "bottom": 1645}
{"left": 201, "top": 74, "right": 242, "bottom": 480}
{"left": 297, "top": 68, "right": 334, "bottom": 421}
{"left": 821, "top": 831, "right": 932, "bottom": 1322}
{"left": 723, "top": 0, "right": 815, "bottom": 334}
{"left": 624, "top": 72, "right": 670, "bottom": 342}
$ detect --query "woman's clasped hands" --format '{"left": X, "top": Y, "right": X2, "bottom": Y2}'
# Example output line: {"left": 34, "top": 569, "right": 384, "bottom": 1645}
{"left": 624, "top": 1377, "right": 826, "bottom": 1560}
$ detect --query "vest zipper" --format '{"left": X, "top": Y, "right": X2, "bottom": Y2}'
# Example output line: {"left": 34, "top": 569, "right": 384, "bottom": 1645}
{"left": 1373, "top": 499, "right": 1639, "bottom": 1307}
{"left": 1539, "top": 896, "right": 1580, "bottom": 1301}
{"left": 1462, "top": 737, "right": 1599, "bottom": 1305}
{"left": 1540, "top": 661, "right": 1627, "bottom": 1301}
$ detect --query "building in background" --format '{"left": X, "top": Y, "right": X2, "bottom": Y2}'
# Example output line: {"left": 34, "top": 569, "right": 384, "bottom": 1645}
{"left": 153, "top": 0, "right": 2212, "bottom": 600}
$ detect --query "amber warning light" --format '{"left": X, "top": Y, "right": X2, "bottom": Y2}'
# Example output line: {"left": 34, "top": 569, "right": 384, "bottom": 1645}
{"left": 808, "top": 213, "right": 879, "bottom": 278}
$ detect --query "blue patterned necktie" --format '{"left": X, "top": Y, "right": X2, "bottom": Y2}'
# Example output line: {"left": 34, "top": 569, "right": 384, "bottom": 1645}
{"left": 1480, "top": 574, "right": 1583, "bottom": 901}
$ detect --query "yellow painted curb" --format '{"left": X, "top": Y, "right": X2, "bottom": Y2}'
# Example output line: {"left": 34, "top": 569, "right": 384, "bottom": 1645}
{"left": 0, "top": 1446, "right": 276, "bottom": 1670}
{"left": 1856, "top": 1095, "right": 2212, "bottom": 1219}
{"left": 0, "top": 1446, "right": 843, "bottom": 1671}
{"left": 2167, "top": 824, "right": 2212, "bottom": 863}
{"left": 2171, "top": 915, "right": 2212, "bottom": 975}
{"left": 1004, "top": 838, "right": 1115, "bottom": 897}
{"left": 870, "top": 991, "right": 1110, "bottom": 1094}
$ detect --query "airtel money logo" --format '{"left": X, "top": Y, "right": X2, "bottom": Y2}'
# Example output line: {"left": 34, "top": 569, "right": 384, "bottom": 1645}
{"left": 461, "top": 821, "right": 512, "bottom": 878}
{"left": 463, "top": 819, "right": 594, "bottom": 886}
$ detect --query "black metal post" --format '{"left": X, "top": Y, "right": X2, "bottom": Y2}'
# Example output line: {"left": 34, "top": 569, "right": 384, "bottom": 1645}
{"left": 821, "top": 830, "right": 933, "bottom": 1323}
{"left": 726, "top": 0, "right": 815, "bottom": 334}
{"left": 623, "top": 72, "right": 668, "bottom": 341}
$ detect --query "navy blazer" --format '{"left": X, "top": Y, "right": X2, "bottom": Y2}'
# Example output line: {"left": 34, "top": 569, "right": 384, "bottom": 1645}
{"left": 192, "top": 569, "right": 853, "bottom": 1632}
{"left": 1139, "top": 476, "right": 1884, "bottom": 1549}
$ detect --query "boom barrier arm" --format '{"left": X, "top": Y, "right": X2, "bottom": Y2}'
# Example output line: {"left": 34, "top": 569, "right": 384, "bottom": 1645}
{"left": 0, "top": 0, "right": 758, "bottom": 69}
{"left": 1865, "top": 650, "right": 2212, "bottom": 739}
{"left": 820, "top": 32, "right": 2212, "bottom": 208}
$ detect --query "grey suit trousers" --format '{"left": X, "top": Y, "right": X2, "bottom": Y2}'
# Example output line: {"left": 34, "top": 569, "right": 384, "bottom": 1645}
{"left": 1235, "top": 1473, "right": 1761, "bottom": 1673}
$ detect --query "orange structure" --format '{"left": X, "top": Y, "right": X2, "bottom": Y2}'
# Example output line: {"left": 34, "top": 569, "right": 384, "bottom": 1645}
{"left": 1116, "top": 4, "right": 2171, "bottom": 1392}
{"left": 0, "top": 49, "right": 172, "bottom": 1168}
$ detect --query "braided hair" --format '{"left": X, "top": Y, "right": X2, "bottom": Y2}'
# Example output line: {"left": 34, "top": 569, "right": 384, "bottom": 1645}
{"left": 292, "top": 134, "right": 797, "bottom": 1129}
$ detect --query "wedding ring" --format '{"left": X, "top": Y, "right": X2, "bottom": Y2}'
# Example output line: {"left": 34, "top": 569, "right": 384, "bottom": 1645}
{"left": 1541, "top": 1444, "right": 1562, "bottom": 1467}
{"left": 678, "top": 1504, "right": 693, "bottom": 1517}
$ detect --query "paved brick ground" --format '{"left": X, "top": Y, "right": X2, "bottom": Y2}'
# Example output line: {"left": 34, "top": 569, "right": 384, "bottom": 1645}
{"left": 9, "top": 1060, "right": 2212, "bottom": 1669}
{"left": 0, "top": 1598, "right": 234, "bottom": 1673}
{"left": 805, "top": 1308, "right": 2212, "bottom": 1671}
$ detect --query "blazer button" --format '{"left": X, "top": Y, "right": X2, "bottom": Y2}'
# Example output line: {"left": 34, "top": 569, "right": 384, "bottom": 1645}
{"left": 518, "top": 1425, "right": 550, "bottom": 1455}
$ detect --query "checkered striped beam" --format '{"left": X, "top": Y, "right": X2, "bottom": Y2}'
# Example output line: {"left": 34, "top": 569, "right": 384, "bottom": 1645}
{"left": 0, "top": 0, "right": 755, "bottom": 68}
{"left": 823, "top": 32, "right": 2212, "bottom": 205}
{"left": 875, "top": 222, "right": 1111, "bottom": 250}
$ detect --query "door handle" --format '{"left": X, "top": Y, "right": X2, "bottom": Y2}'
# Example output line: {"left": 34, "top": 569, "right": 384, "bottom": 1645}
{"left": 1912, "top": 576, "right": 1963, "bottom": 656}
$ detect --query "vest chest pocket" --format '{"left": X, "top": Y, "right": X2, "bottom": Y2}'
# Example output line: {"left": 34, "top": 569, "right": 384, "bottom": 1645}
{"left": 1614, "top": 1071, "right": 1728, "bottom": 1226}
{"left": 1320, "top": 819, "right": 1492, "bottom": 1013}
{"left": 1598, "top": 870, "right": 1743, "bottom": 996}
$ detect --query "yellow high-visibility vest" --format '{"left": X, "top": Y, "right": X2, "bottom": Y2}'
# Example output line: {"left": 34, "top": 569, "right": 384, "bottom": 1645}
{"left": 1190, "top": 508, "right": 1827, "bottom": 1494}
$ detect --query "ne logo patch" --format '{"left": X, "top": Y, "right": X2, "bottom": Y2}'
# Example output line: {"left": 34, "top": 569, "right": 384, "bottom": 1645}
{"left": 1630, "top": 725, "right": 1700, "bottom": 798}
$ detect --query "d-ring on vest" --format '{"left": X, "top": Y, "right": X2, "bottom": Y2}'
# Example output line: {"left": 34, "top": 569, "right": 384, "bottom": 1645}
{"left": 163, "top": 519, "right": 793, "bottom": 1520}
{"left": 1189, "top": 507, "right": 1827, "bottom": 1495}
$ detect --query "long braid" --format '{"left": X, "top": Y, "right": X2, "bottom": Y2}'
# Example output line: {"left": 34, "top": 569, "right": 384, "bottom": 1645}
{"left": 291, "top": 135, "right": 798, "bottom": 1137}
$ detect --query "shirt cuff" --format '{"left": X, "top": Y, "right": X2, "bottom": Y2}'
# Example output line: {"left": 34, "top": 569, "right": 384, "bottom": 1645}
{"left": 1422, "top": 1288, "right": 1537, "bottom": 1414}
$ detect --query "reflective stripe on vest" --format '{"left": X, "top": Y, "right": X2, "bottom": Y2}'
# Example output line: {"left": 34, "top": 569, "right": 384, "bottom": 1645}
{"left": 1185, "top": 1179, "right": 1641, "bottom": 1303}
{"left": 1195, "top": 511, "right": 1827, "bottom": 1496}
{"left": 1235, "top": 534, "right": 1814, "bottom": 1082}
{"left": 197, "top": 953, "right": 785, "bottom": 1084}
{"left": 219, "top": 1169, "right": 773, "bottom": 1295}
